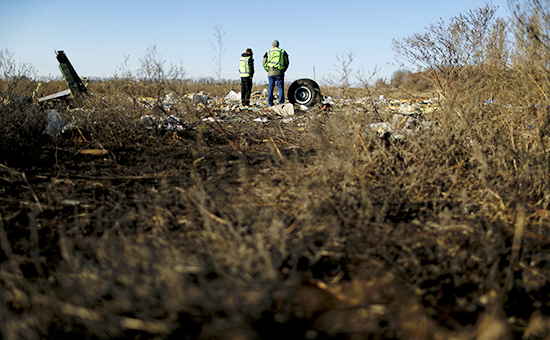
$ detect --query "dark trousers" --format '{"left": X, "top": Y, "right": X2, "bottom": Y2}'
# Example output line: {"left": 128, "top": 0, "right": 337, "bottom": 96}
{"left": 268, "top": 75, "right": 284, "bottom": 106}
{"left": 241, "top": 77, "right": 252, "bottom": 105}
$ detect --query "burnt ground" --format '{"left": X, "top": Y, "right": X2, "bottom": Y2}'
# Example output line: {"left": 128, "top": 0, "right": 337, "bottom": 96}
{"left": 1, "top": 101, "right": 550, "bottom": 340}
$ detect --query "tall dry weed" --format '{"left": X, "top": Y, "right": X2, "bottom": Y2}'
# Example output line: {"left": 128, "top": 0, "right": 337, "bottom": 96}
{"left": 0, "top": 49, "right": 46, "bottom": 164}
{"left": 393, "top": 4, "right": 508, "bottom": 112}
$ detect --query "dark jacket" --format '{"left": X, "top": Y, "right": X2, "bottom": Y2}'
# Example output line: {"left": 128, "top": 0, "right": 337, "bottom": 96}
{"left": 262, "top": 49, "right": 289, "bottom": 76}
{"left": 240, "top": 53, "right": 254, "bottom": 78}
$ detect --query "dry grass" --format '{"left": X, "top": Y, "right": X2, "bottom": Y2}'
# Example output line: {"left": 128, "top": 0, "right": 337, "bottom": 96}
{"left": 2, "top": 3, "right": 550, "bottom": 339}
{"left": 0, "top": 72, "right": 549, "bottom": 339}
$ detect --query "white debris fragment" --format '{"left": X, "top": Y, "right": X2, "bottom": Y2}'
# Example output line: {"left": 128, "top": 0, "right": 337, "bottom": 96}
{"left": 269, "top": 103, "right": 294, "bottom": 117}
{"left": 43, "top": 109, "right": 75, "bottom": 136}
{"left": 369, "top": 122, "right": 395, "bottom": 136}
{"left": 399, "top": 103, "right": 418, "bottom": 114}
{"left": 224, "top": 90, "right": 240, "bottom": 101}
{"left": 163, "top": 92, "right": 176, "bottom": 104}
{"left": 43, "top": 109, "right": 64, "bottom": 136}
{"left": 356, "top": 97, "right": 370, "bottom": 104}
{"left": 140, "top": 115, "right": 157, "bottom": 129}
{"left": 282, "top": 117, "right": 298, "bottom": 123}
{"left": 164, "top": 115, "right": 184, "bottom": 130}
{"left": 140, "top": 115, "right": 184, "bottom": 130}
{"left": 322, "top": 96, "right": 335, "bottom": 105}
{"left": 189, "top": 93, "right": 209, "bottom": 104}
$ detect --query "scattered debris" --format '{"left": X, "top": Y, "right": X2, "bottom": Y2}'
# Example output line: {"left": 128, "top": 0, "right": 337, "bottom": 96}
{"left": 224, "top": 90, "right": 240, "bottom": 102}
{"left": 268, "top": 103, "right": 295, "bottom": 117}
{"left": 37, "top": 89, "right": 71, "bottom": 103}
{"left": 42, "top": 109, "right": 74, "bottom": 137}
{"left": 37, "top": 50, "right": 89, "bottom": 103}
{"left": 79, "top": 149, "right": 108, "bottom": 156}
{"left": 32, "top": 53, "right": 441, "bottom": 140}
{"left": 188, "top": 92, "right": 210, "bottom": 104}
{"left": 140, "top": 115, "right": 186, "bottom": 131}
{"left": 368, "top": 112, "right": 432, "bottom": 140}
{"left": 253, "top": 117, "right": 269, "bottom": 123}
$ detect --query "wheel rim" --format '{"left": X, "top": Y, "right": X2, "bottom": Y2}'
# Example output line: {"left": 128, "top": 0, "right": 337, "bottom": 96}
{"left": 294, "top": 86, "right": 312, "bottom": 104}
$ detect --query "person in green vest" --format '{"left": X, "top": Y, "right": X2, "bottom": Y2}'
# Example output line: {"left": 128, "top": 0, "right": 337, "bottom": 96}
{"left": 239, "top": 48, "right": 254, "bottom": 106}
{"left": 262, "top": 40, "right": 289, "bottom": 106}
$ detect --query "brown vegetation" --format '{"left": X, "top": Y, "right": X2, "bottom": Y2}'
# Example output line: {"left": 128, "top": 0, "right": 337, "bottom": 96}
{"left": 2, "top": 2, "right": 550, "bottom": 339}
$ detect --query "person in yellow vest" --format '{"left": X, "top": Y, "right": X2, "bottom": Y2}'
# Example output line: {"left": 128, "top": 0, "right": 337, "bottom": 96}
{"left": 239, "top": 48, "right": 254, "bottom": 106}
{"left": 262, "top": 40, "right": 289, "bottom": 106}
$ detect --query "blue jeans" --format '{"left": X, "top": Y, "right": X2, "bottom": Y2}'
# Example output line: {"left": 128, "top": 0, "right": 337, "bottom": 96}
{"left": 268, "top": 75, "right": 284, "bottom": 106}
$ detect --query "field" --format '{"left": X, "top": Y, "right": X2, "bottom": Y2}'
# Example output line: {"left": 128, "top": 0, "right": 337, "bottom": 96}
{"left": 1, "top": 77, "right": 550, "bottom": 340}
{"left": 4, "top": 2, "right": 550, "bottom": 337}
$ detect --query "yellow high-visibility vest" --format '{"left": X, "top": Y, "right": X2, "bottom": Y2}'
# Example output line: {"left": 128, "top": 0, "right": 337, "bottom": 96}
{"left": 239, "top": 56, "right": 251, "bottom": 77}
{"left": 264, "top": 47, "right": 285, "bottom": 71}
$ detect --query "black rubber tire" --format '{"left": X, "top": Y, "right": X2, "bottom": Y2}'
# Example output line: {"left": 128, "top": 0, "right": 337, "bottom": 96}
{"left": 288, "top": 78, "right": 321, "bottom": 106}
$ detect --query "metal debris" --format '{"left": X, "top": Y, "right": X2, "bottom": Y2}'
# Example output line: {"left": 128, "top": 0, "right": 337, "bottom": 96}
{"left": 42, "top": 109, "right": 75, "bottom": 137}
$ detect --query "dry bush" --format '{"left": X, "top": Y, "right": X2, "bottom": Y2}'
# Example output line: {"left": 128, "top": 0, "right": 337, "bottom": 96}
{"left": 0, "top": 51, "right": 47, "bottom": 165}
{"left": 402, "top": 71, "right": 434, "bottom": 93}
{"left": 324, "top": 49, "right": 357, "bottom": 99}
{"left": 389, "top": 68, "right": 410, "bottom": 88}
{"left": 374, "top": 77, "right": 389, "bottom": 89}
{"left": 392, "top": 4, "right": 508, "bottom": 107}
{"left": 0, "top": 102, "right": 46, "bottom": 166}
{"left": 107, "top": 46, "right": 187, "bottom": 100}
{"left": 0, "top": 48, "right": 37, "bottom": 98}
{"left": 508, "top": 0, "right": 550, "bottom": 147}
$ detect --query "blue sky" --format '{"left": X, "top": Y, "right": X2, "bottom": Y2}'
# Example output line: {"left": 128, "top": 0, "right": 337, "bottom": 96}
{"left": 1, "top": 0, "right": 511, "bottom": 85}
